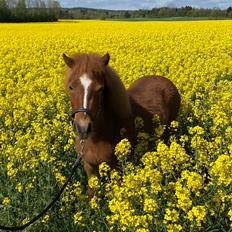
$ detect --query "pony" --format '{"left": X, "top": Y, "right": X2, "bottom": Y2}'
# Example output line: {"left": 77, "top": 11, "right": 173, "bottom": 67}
{"left": 63, "top": 52, "right": 180, "bottom": 195}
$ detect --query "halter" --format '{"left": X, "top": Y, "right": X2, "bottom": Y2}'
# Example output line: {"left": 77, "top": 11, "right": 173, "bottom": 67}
{"left": 70, "top": 89, "right": 104, "bottom": 125}
{"left": 71, "top": 108, "right": 92, "bottom": 119}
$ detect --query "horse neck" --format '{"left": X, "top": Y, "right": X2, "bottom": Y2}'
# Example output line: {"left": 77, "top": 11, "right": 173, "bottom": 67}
{"left": 92, "top": 72, "right": 136, "bottom": 143}
{"left": 104, "top": 67, "right": 132, "bottom": 119}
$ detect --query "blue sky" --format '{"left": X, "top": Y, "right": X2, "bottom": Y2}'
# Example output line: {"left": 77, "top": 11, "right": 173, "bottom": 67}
{"left": 60, "top": 0, "right": 232, "bottom": 10}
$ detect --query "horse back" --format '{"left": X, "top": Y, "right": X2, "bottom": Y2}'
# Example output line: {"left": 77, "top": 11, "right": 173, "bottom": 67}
{"left": 127, "top": 75, "right": 181, "bottom": 133}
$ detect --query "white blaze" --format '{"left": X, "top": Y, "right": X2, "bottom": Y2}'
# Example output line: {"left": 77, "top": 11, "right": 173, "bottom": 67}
{"left": 80, "top": 73, "right": 92, "bottom": 109}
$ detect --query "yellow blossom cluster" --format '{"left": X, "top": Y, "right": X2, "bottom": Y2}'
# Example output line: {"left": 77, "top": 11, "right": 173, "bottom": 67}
{"left": 0, "top": 20, "right": 231, "bottom": 231}
{"left": 187, "top": 205, "right": 207, "bottom": 227}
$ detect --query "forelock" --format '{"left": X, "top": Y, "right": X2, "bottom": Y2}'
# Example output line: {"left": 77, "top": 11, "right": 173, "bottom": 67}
{"left": 72, "top": 53, "right": 104, "bottom": 76}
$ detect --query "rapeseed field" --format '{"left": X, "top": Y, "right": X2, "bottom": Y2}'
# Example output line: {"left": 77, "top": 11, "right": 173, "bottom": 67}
{"left": 0, "top": 20, "right": 231, "bottom": 231}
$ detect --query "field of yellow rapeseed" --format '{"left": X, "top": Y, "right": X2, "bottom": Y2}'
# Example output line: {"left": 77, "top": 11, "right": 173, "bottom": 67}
{"left": 0, "top": 20, "right": 231, "bottom": 232}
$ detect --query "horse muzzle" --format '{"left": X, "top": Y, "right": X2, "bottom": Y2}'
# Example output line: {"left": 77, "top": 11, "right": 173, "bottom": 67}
{"left": 73, "top": 118, "right": 92, "bottom": 139}
{"left": 71, "top": 108, "right": 93, "bottom": 139}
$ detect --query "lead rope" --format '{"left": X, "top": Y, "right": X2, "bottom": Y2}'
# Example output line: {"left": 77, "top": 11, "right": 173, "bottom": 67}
{"left": 0, "top": 140, "right": 85, "bottom": 231}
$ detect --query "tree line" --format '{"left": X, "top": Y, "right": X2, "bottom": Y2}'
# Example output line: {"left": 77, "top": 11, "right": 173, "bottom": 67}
{"left": 0, "top": 1, "right": 232, "bottom": 22}
{"left": 61, "top": 6, "right": 232, "bottom": 20}
{"left": 0, "top": 0, "right": 60, "bottom": 22}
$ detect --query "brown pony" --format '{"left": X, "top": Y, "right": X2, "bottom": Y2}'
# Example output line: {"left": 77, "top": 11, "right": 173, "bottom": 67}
{"left": 63, "top": 52, "right": 180, "bottom": 192}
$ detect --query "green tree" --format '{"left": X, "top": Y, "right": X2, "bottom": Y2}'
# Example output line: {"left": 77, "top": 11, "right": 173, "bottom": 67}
{"left": 0, "top": 0, "right": 11, "bottom": 21}
{"left": 124, "top": 11, "right": 131, "bottom": 18}
{"left": 227, "top": 6, "right": 232, "bottom": 18}
{"left": 16, "top": 0, "right": 26, "bottom": 9}
{"left": 6, "top": 0, "right": 17, "bottom": 8}
{"left": 15, "top": 0, "right": 27, "bottom": 20}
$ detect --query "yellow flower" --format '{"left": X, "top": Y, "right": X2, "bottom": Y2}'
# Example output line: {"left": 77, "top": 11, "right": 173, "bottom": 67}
{"left": 152, "top": 114, "right": 161, "bottom": 124}
{"left": 39, "top": 151, "right": 48, "bottom": 161}
{"left": 143, "top": 198, "right": 157, "bottom": 212}
{"left": 88, "top": 176, "right": 100, "bottom": 189}
{"left": 115, "top": 138, "right": 131, "bottom": 161}
{"left": 21, "top": 217, "right": 30, "bottom": 225}
{"left": 187, "top": 205, "right": 207, "bottom": 226}
{"left": 175, "top": 182, "right": 192, "bottom": 212}
{"left": 164, "top": 208, "right": 179, "bottom": 223}
{"left": 2, "top": 197, "right": 10, "bottom": 205}
{"left": 155, "top": 124, "right": 166, "bottom": 137}
{"left": 54, "top": 172, "right": 66, "bottom": 184}
{"left": 166, "top": 223, "right": 182, "bottom": 232}
{"left": 135, "top": 117, "right": 144, "bottom": 130}
{"left": 73, "top": 211, "right": 83, "bottom": 224}
{"left": 179, "top": 135, "right": 189, "bottom": 146}
{"left": 210, "top": 154, "right": 232, "bottom": 186}
{"left": 228, "top": 209, "right": 232, "bottom": 221}
{"left": 136, "top": 228, "right": 149, "bottom": 232}
{"left": 170, "top": 121, "right": 179, "bottom": 132}
{"left": 90, "top": 195, "right": 100, "bottom": 209}
{"left": 16, "top": 182, "right": 22, "bottom": 193}
{"left": 0, "top": 19, "right": 232, "bottom": 231}
{"left": 99, "top": 162, "right": 111, "bottom": 178}
{"left": 188, "top": 126, "right": 204, "bottom": 135}
{"left": 41, "top": 214, "right": 50, "bottom": 223}
{"left": 181, "top": 170, "right": 204, "bottom": 192}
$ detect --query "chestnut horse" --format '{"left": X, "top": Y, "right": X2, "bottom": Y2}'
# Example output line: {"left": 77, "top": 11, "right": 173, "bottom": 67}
{"left": 63, "top": 52, "right": 180, "bottom": 188}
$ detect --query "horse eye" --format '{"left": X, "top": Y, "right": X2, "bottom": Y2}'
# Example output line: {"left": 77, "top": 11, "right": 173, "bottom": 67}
{"left": 98, "top": 87, "right": 104, "bottom": 93}
{"left": 69, "top": 86, "right": 73, "bottom": 90}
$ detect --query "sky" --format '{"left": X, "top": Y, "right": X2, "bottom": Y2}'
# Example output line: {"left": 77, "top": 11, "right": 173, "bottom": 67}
{"left": 59, "top": 0, "right": 232, "bottom": 10}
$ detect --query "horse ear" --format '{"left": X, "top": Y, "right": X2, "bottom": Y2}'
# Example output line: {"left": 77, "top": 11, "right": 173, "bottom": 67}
{"left": 102, "top": 52, "right": 110, "bottom": 66}
{"left": 63, "top": 53, "right": 74, "bottom": 68}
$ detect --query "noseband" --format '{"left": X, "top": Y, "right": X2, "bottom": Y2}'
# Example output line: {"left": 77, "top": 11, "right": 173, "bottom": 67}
{"left": 71, "top": 108, "right": 92, "bottom": 119}
{"left": 70, "top": 90, "right": 104, "bottom": 123}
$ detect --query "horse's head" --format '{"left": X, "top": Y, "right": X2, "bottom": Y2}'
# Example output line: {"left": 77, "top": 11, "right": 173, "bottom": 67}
{"left": 63, "top": 52, "right": 110, "bottom": 139}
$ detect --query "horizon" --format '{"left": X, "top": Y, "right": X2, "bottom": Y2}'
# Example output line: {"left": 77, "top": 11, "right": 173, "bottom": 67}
{"left": 59, "top": 0, "right": 232, "bottom": 10}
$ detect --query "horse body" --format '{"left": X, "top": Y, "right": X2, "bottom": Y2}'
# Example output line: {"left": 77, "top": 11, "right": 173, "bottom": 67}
{"left": 63, "top": 52, "right": 180, "bottom": 188}
{"left": 128, "top": 75, "right": 181, "bottom": 135}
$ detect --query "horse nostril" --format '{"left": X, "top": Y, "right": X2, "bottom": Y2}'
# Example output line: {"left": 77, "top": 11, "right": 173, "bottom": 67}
{"left": 75, "top": 121, "right": 92, "bottom": 139}
{"left": 76, "top": 123, "right": 82, "bottom": 134}
{"left": 86, "top": 123, "right": 92, "bottom": 134}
